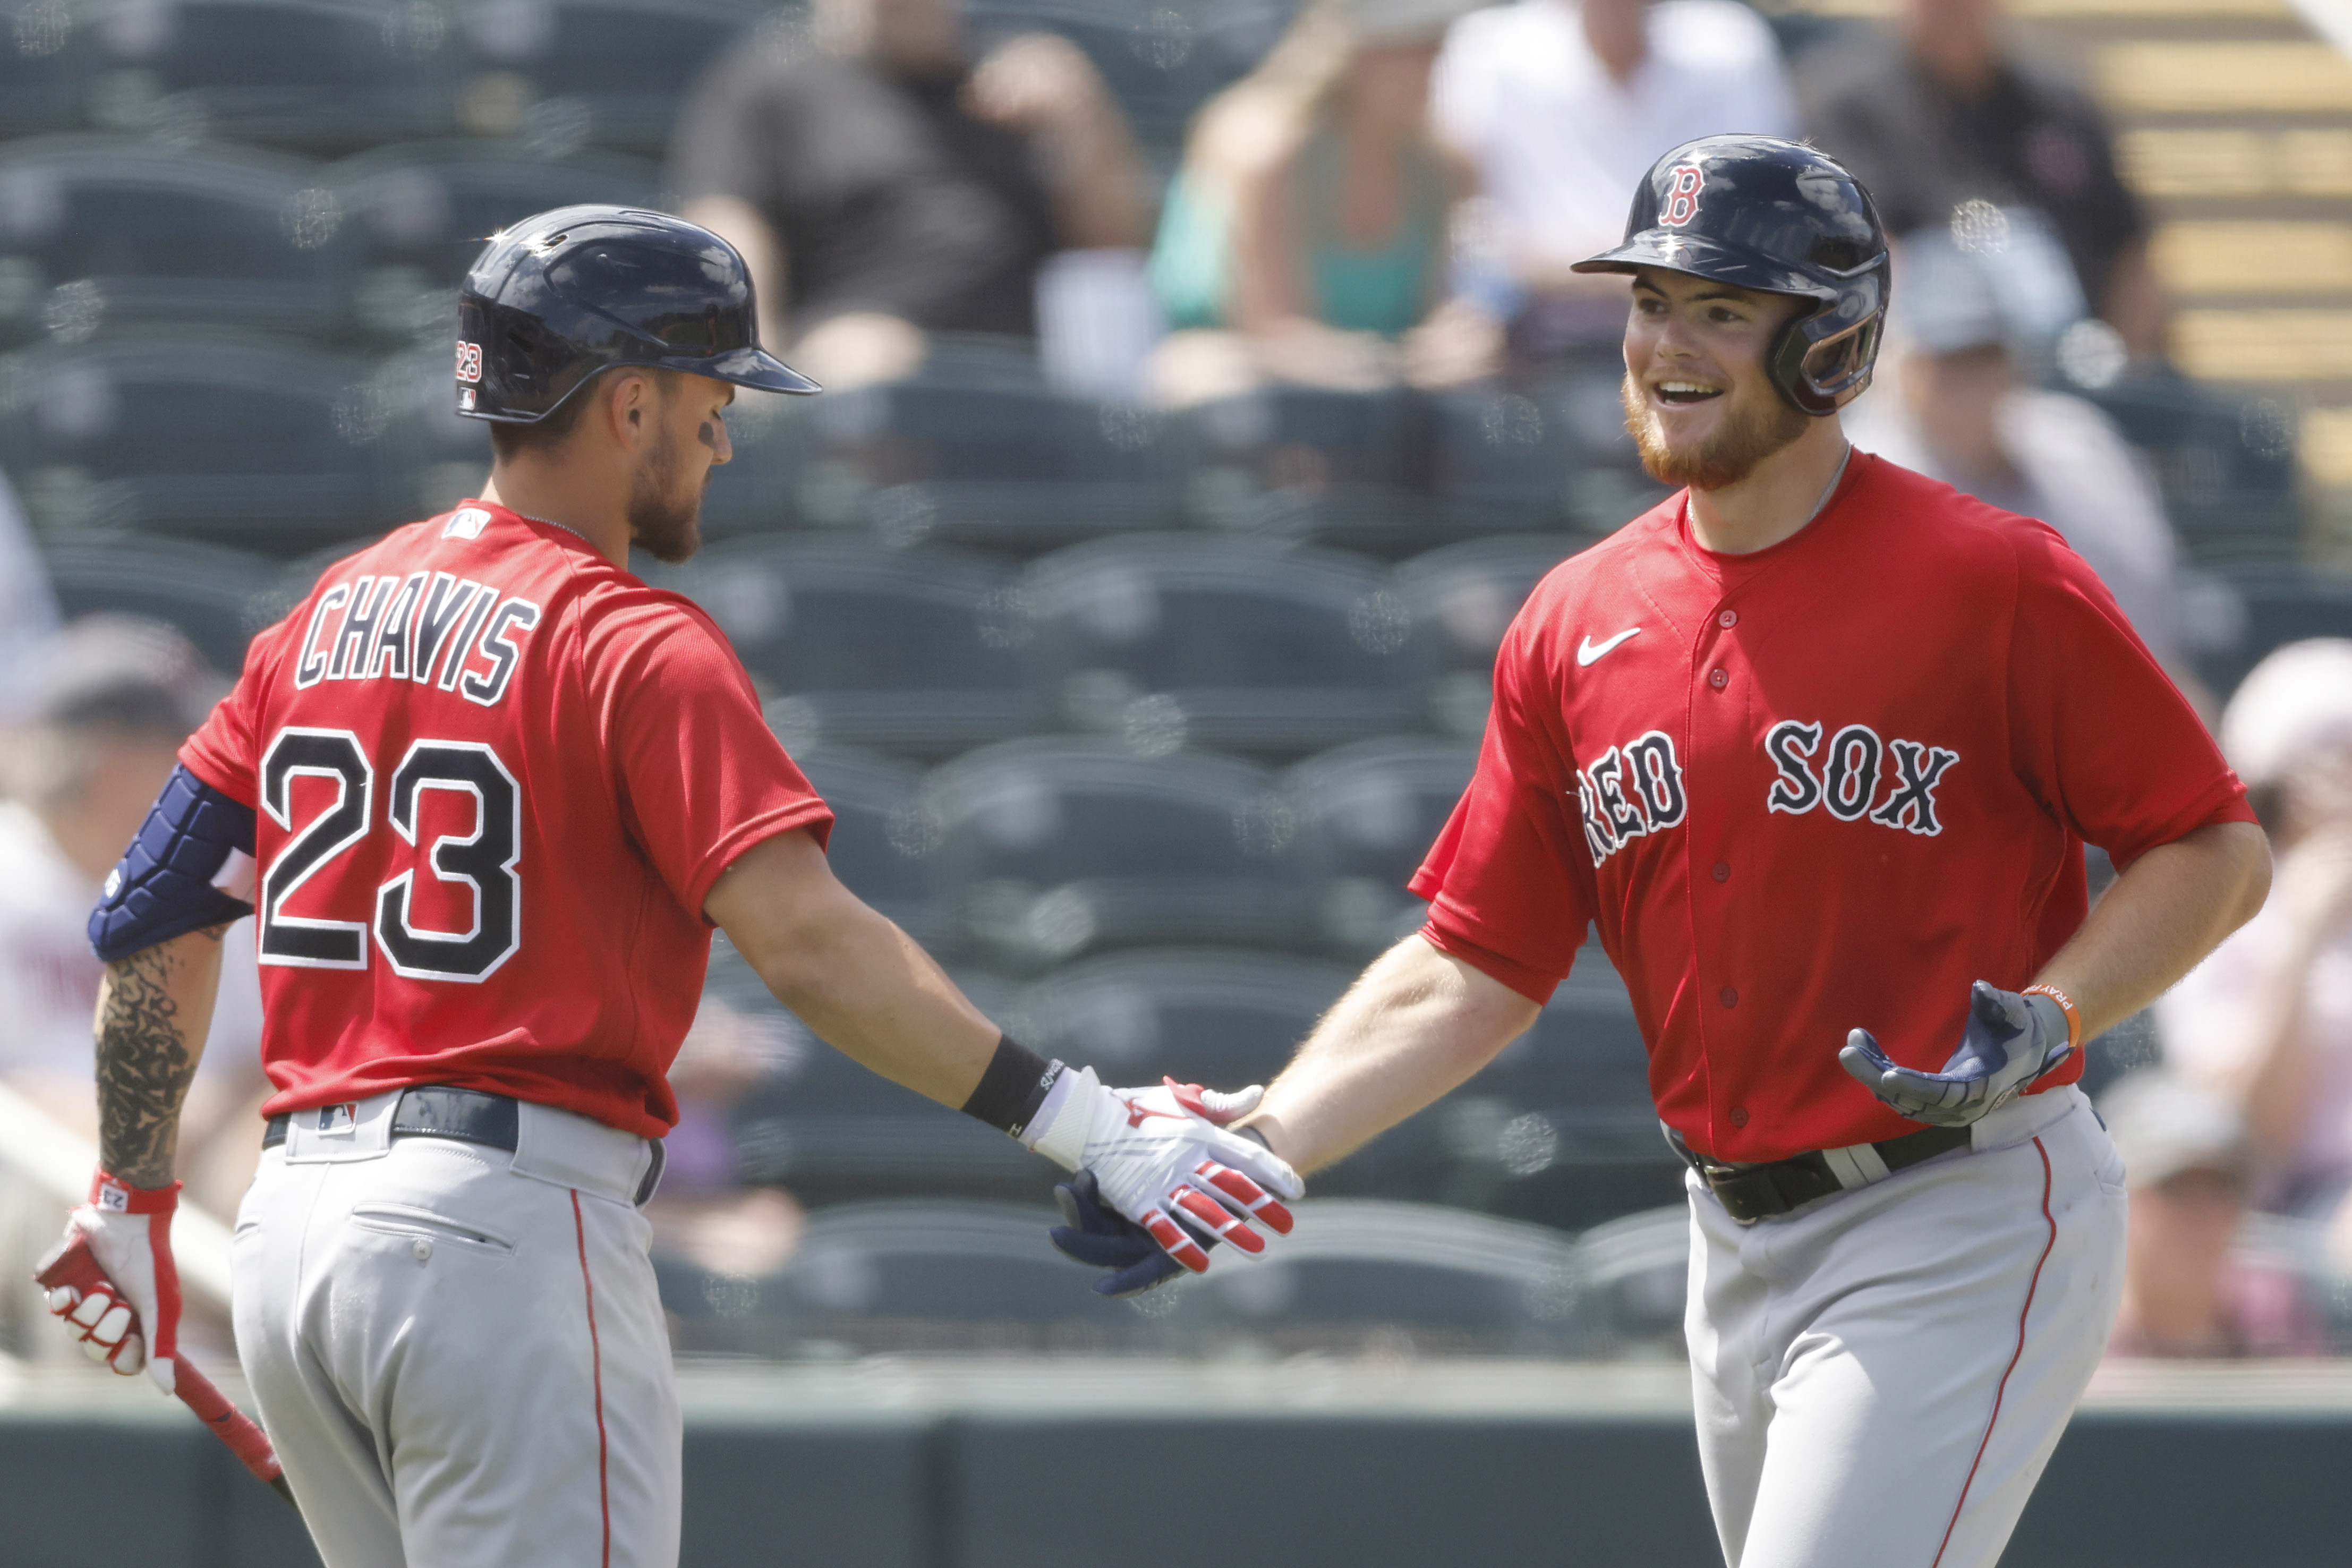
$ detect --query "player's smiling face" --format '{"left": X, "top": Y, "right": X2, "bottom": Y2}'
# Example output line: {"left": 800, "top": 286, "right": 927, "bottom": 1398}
{"left": 1620, "top": 267, "right": 1811, "bottom": 491}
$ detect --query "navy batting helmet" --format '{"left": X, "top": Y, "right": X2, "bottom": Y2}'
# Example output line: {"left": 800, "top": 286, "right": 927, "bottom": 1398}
{"left": 455, "top": 204, "right": 819, "bottom": 423}
{"left": 1572, "top": 135, "right": 1889, "bottom": 416}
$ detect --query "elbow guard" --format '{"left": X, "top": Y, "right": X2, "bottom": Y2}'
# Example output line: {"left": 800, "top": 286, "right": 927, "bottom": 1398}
{"left": 89, "top": 765, "right": 258, "bottom": 963}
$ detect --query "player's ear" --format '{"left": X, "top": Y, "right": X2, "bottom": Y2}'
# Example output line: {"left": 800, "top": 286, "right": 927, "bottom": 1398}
{"left": 603, "top": 369, "right": 655, "bottom": 448}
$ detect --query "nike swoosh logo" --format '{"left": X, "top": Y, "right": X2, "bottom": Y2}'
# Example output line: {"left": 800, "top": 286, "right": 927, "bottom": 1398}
{"left": 1577, "top": 627, "right": 1641, "bottom": 667}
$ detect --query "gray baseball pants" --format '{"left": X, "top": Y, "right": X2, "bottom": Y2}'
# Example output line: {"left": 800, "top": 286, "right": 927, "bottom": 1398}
{"left": 1686, "top": 1085, "right": 2128, "bottom": 1568}
{"left": 232, "top": 1090, "right": 679, "bottom": 1568}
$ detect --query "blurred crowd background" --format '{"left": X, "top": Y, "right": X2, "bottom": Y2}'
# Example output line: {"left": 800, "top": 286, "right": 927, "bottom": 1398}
{"left": 0, "top": 0, "right": 2349, "bottom": 1373}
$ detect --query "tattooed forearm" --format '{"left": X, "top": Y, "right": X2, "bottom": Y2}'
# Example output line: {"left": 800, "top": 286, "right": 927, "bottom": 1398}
{"left": 95, "top": 943, "right": 200, "bottom": 1188}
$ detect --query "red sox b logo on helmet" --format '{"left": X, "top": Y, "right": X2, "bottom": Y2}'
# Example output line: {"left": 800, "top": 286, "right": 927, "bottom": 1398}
{"left": 1659, "top": 165, "right": 1707, "bottom": 227}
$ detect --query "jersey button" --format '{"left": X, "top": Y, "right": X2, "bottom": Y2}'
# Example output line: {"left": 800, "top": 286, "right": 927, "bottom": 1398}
{"left": 1720, "top": 986, "right": 1738, "bottom": 1008}
{"left": 1712, "top": 862, "right": 1730, "bottom": 882}
{"left": 1718, "top": 610, "right": 1737, "bottom": 628}
{"left": 1708, "top": 668, "right": 1728, "bottom": 689}
{"left": 1729, "top": 1106, "right": 1750, "bottom": 1128}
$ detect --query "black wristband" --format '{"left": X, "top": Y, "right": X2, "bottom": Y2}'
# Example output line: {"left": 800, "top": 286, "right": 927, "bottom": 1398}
{"left": 960, "top": 1035, "right": 1063, "bottom": 1138}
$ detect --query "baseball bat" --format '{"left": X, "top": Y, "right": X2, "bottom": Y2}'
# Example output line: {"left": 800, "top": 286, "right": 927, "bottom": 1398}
{"left": 33, "top": 1237, "right": 297, "bottom": 1510}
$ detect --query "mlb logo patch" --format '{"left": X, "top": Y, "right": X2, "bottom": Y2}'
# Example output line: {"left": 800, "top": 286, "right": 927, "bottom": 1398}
{"left": 458, "top": 386, "right": 477, "bottom": 412}
{"left": 316, "top": 1103, "right": 359, "bottom": 1137}
{"left": 444, "top": 507, "right": 492, "bottom": 540}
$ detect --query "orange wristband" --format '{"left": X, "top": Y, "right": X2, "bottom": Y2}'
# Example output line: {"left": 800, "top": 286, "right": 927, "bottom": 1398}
{"left": 2021, "top": 984, "right": 2082, "bottom": 1052}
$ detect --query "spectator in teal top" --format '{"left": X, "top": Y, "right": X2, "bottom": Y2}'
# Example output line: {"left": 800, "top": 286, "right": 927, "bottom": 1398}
{"left": 1145, "top": 0, "right": 1498, "bottom": 403}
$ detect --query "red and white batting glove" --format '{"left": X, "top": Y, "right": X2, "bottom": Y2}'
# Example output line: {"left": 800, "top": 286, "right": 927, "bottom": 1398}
{"left": 1020, "top": 1071, "right": 1302, "bottom": 1275}
{"left": 35, "top": 1173, "right": 183, "bottom": 1393}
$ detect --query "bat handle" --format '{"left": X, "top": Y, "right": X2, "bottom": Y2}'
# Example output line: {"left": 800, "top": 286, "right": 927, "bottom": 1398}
{"left": 171, "top": 1357, "right": 292, "bottom": 1498}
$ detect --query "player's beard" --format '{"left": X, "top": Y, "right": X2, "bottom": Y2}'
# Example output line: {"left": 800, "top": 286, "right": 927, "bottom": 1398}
{"left": 627, "top": 422, "right": 704, "bottom": 564}
{"left": 1621, "top": 370, "right": 1811, "bottom": 491}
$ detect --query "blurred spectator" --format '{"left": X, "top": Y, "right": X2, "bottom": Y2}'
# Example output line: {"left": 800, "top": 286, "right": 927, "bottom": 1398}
{"left": 669, "top": 0, "right": 1148, "bottom": 389}
{"left": 1146, "top": 0, "right": 1494, "bottom": 401}
{"left": 0, "top": 470, "right": 63, "bottom": 718}
{"left": 2103, "top": 1072, "right": 2325, "bottom": 1359}
{"left": 644, "top": 990, "right": 806, "bottom": 1289}
{"left": 1430, "top": 0, "right": 1797, "bottom": 359}
{"left": 0, "top": 618, "right": 268, "bottom": 1201}
{"left": 2159, "top": 641, "right": 2352, "bottom": 1220}
{"left": 1845, "top": 233, "right": 2202, "bottom": 700}
{"left": 0, "top": 617, "right": 268, "bottom": 1368}
{"left": 1799, "top": 0, "right": 2164, "bottom": 361}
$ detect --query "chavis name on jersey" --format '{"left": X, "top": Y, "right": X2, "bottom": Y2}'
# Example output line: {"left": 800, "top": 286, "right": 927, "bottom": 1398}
{"left": 1766, "top": 720, "right": 1960, "bottom": 836}
{"left": 293, "top": 567, "right": 541, "bottom": 706}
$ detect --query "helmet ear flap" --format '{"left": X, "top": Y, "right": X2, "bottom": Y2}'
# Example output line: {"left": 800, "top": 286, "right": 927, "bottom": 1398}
{"left": 1767, "top": 309, "right": 1882, "bottom": 416}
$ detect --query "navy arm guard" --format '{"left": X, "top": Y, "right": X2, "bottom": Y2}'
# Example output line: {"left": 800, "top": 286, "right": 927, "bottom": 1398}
{"left": 90, "top": 765, "right": 258, "bottom": 962}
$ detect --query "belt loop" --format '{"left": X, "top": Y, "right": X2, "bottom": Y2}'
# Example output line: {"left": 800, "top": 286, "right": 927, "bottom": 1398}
{"left": 634, "top": 1139, "right": 667, "bottom": 1207}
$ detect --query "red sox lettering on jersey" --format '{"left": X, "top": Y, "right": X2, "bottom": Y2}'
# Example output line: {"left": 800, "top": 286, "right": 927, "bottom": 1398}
{"left": 1411, "top": 454, "right": 2249, "bottom": 1163}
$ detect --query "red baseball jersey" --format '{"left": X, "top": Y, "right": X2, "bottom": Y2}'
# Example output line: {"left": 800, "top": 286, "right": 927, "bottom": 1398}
{"left": 1411, "top": 452, "right": 2252, "bottom": 1163}
{"left": 180, "top": 501, "right": 833, "bottom": 1138}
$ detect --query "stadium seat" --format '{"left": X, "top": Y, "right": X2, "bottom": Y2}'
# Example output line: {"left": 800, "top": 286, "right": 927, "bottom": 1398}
{"left": 452, "top": 0, "right": 751, "bottom": 156}
{"left": 0, "top": 139, "right": 351, "bottom": 349}
{"left": 2067, "top": 373, "right": 2299, "bottom": 561}
{"left": 1310, "top": 949, "right": 1681, "bottom": 1230}
{"left": 1163, "top": 1199, "right": 1592, "bottom": 1356}
{"left": 1017, "top": 948, "right": 1354, "bottom": 1088}
{"left": 1430, "top": 387, "right": 1582, "bottom": 538}
{"left": 785, "top": 746, "right": 946, "bottom": 950}
{"left": 81, "top": 0, "right": 451, "bottom": 153}
{"left": 1021, "top": 534, "right": 1429, "bottom": 757}
{"left": 40, "top": 533, "right": 279, "bottom": 676}
{"left": 800, "top": 338, "right": 1188, "bottom": 551}
{"left": 1395, "top": 535, "right": 1583, "bottom": 736}
{"left": 0, "top": 334, "right": 390, "bottom": 553}
{"left": 701, "top": 947, "right": 1047, "bottom": 1206}
{"left": 674, "top": 540, "right": 1045, "bottom": 759}
{"left": 332, "top": 140, "right": 658, "bottom": 337}
{"left": 919, "top": 739, "right": 1313, "bottom": 967}
{"left": 1282, "top": 737, "right": 1476, "bottom": 956}
{"left": 2196, "top": 563, "right": 2352, "bottom": 697}
{"left": 0, "top": 3, "right": 94, "bottom": 142}
{"left": 1182, "top": 385, "right": 1441, "bottom": 554}
{"left": 1562, "top": 1204, "right": 1690, "bottom": 1354}
{"left": 662, "top": 1200, "right": 1174, "bottom": 1357}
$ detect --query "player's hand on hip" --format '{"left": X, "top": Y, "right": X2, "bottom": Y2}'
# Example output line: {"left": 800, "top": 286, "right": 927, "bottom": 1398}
{"left": 1025, "top": 1073, "right": 1302, "bottom": 1286}
{"left": 1839, "top": 981, "right": 2074, "bottom": 1128}
{"left": 35, "top": 1175, "right": 184, "bottom": 1393}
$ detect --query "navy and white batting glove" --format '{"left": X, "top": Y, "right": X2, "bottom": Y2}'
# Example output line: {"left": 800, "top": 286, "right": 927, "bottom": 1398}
{"left": 1839, "top": 980, "right": 2075, "bottom": 1128}
{"left": 1049, "top": 1170, "right": 1208, "bottom": 1298}
{"left": 1022, "top": 1073, "right": 1301, "bottom": 1281}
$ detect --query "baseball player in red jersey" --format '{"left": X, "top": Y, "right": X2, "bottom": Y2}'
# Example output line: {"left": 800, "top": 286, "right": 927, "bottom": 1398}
{"left": 1060, "top": 138, "right": 2272, "bottom": 1564}
{"left": 36, "top": 207, "right": 1302, "bottom": 1567}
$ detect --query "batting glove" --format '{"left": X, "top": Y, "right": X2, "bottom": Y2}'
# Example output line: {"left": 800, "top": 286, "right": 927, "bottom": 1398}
{"left": 1840, "top": 980, "right": 2075, "bottom": 1128}
{"left": 35, "top": 1174, "right": 183, "bottom": 1393}
{"left": 1049, "top": 1170, "right": 1207, "bottom": 1298}
{"left": 1024, "top": 1072, "right": 1301, "bottom": 1281}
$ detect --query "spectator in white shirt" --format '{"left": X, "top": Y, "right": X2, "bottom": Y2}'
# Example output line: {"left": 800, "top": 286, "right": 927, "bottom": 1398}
{"left": 2158, "top": 640, "right": 2352, "bottom": 1223}
{"left": 0, "top": 616, "right": 267, "bottom": 1195}
{"left": 1431, "top": 0, "right": 1797, "bottom": 356}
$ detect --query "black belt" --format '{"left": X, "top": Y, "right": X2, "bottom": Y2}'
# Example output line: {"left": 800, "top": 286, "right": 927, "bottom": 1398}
{"left": 263, "top": 1085, "right": 521, "bottom": 1153}
{"left": 263, "top": 1085, "right": 667, "bottom": 1205}
{"left": 1669, "top": 1122, "right": 1972, "bottom": 1224}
